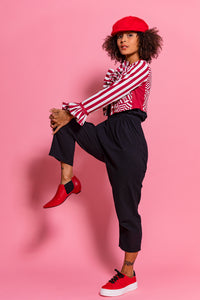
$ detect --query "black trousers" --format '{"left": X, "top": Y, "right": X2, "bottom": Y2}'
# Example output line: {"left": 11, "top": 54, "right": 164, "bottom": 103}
{"left": 49, "top": 110, "right": 148, "bottom": 252}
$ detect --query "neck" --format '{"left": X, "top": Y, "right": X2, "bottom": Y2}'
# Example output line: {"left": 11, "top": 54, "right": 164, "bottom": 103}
{"left": 125, "top": 53, "right": 140, "bottom": 64}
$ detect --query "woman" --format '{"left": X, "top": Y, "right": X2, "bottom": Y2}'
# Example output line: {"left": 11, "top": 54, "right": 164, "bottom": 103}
{"left": 43, "top": 16, "right": 162, "bottom": 297}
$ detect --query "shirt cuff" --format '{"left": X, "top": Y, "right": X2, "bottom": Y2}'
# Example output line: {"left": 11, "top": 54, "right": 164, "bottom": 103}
{"left": 62, "top": 102, "right": 89, "bottom": 126}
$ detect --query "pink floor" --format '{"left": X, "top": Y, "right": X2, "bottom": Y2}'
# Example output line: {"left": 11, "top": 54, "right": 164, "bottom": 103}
{"left": 1, "top": 263, "right": 199, "bottom": 300}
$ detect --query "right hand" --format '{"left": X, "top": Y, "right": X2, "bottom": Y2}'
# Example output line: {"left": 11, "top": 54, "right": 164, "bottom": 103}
{"left": 49, "top": 108, "right": 74, "bottom": 134}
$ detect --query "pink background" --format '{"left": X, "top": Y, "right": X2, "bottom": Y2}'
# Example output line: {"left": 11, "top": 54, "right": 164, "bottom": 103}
{"left": 1, "top": 0, "right": 200, "bottom": 299}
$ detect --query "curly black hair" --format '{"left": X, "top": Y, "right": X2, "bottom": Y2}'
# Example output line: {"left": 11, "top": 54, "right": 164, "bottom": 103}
{"left": 102, "top": 28, "right": 163, "bottom": 64}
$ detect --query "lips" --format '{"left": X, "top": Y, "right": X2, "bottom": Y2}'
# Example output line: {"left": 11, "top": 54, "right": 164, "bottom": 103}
{"left": 120, "top": 45, "right": 128, "bottom": 50}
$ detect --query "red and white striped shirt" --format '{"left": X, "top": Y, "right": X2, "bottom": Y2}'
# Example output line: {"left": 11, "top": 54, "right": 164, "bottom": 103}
{"left": 62, "top": 59, "right": 151, "bottom": 126}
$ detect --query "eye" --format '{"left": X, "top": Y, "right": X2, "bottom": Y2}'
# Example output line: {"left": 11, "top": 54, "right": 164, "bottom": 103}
{"left": 117, "top": 34, "right": 123, "bottom": 39}
{"left": 128, "top": 33, "right": 133, "bottom": 37}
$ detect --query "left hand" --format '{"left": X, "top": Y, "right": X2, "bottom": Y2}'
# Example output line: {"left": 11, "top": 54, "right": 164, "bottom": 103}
{"left": 49, "top": 108, "right": 73, "bottom": 134}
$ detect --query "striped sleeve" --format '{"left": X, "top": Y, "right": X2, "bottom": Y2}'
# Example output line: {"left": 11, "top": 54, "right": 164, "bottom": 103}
{"left": 63, "top": 60, "right": 150, "bottom": 126}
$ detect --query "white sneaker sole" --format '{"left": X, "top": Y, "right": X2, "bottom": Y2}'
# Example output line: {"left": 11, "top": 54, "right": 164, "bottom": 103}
{"left": 100, "top": 281, "right": 138, "bottom": 297}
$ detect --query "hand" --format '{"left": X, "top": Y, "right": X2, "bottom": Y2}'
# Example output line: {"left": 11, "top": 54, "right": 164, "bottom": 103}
{"left": 49, "top": 108, "right": 73, "bottom": 134}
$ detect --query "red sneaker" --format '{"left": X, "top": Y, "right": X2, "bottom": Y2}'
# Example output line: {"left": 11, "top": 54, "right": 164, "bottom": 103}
{"left": 100, "top": 269, "right": 137, "bottom": 297}
{"left": 43, "top": 176, "right": 81, "bottom": 208}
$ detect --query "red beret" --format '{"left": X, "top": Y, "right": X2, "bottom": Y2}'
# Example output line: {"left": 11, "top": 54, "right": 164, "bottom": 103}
{"left": 111, "top": 16, "right": 149, "bottom": 36}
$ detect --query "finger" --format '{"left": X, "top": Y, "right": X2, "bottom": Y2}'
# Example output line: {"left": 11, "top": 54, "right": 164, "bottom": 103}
{"left": 51, "top": 113, "right": 59, "bottom": 119}
{"left": 50, "top": 123, "right": 58, "bottom": 129}
{"left": 50, "top": 118, "right": 56, "bottom": 124}
{"left": 50, "top": 119, "right": 57, "bottom": 126}
{"left": 50, "top": 118, "right": 56, "bottom": 123}
{"left": 53, "top": 125, "right": 62, "bottom": 135}
{"left": 49, "top": 108, "right": 56, "bottom": 112}
{"left": 51, "top": 116, "right": 58, "bottom": 122}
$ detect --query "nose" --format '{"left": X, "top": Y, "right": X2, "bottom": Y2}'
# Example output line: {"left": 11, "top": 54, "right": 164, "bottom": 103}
{"left": 120, "top": 33, "right": 127, "bottom": 43}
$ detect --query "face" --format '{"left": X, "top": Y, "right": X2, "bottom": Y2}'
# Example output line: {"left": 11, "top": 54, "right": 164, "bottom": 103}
{"left": 116, "top": 31, "right": 140, "bottom": 63}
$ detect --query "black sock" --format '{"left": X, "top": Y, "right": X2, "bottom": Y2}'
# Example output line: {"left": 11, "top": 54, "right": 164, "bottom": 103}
{"left": 64, "top": 180, "right": 74, "bottom": 194}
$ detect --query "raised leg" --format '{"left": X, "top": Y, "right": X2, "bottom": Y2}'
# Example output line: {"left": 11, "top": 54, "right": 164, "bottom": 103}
{"left": 61, "top": 162, "right": 73, "bottom": 184}
{"left": 44, "top": 120, "right": 105, "bottom": 209}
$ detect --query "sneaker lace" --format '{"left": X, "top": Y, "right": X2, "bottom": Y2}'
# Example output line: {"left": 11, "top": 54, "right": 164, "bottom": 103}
{"left": 109, "top": 269, "right": 124, "bottom": 284}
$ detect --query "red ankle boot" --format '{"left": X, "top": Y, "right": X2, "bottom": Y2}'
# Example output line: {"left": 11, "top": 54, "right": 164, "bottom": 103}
{"left": 43, "top": 176, "right": 81, "bottom": 208}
